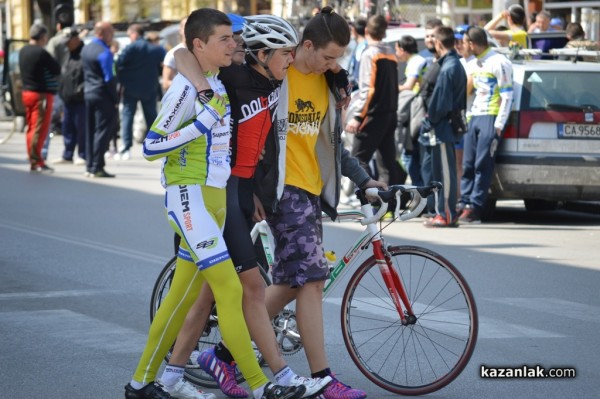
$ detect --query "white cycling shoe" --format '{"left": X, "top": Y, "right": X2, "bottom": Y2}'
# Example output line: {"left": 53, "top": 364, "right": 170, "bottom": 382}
{"left": 161, "top": 378, "right": 216, "bottom": 399}
{"left": 288, "top": 375, "right": 332, "bottom": 398}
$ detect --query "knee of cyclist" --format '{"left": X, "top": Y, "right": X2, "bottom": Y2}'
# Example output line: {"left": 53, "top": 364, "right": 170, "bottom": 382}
{"left": 213, "top": 278, "right": 243, "bottom": 305}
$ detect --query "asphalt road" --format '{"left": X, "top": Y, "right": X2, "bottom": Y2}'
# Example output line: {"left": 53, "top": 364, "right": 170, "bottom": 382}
{"left": 1, "top": 127, "right": 599, "bottom": 398}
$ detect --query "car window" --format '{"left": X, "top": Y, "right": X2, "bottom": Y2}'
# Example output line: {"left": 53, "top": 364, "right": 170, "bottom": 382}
{"left": 522, "top": 70, "right": 600, "bottom": 110}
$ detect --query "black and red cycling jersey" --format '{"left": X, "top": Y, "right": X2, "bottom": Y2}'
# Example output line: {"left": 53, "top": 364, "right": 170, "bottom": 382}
{"left": 219, "top": 64, "right": 280, "bottom": 179}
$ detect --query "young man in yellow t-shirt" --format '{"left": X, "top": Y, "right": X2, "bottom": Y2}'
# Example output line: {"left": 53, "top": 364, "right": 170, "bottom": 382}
{"left": 256, "top": 7, "right": 386, "bottom": 399}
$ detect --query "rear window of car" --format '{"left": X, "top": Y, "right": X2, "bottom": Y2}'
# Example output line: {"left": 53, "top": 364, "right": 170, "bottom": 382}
{"left": 522, "top": 70, "right": 600, "bottom": 111}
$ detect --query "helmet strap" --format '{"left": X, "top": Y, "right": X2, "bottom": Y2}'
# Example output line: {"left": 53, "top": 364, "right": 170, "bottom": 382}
{"left": 248, "top": 49, "right": 277, "bottom": 84}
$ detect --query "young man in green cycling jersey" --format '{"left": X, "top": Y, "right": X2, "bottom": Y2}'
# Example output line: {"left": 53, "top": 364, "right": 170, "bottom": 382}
{"left": 125, "top": 9, "right": 306, "bottom": 399}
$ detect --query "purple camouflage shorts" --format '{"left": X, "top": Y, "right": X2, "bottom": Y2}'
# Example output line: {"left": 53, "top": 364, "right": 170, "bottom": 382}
{"left": 268, "top": 185, "right": 329, "bottom": 287}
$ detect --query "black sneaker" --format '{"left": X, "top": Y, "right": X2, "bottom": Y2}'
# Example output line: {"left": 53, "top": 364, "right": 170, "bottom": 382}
{"left": 124, "top": 382, "right": 173, "bottom": 399}
{"left": 92, "top": 169, "right": 116, "bottom": 178}
{"left": 261, "top": 382, "right": 306, "bottom": 399}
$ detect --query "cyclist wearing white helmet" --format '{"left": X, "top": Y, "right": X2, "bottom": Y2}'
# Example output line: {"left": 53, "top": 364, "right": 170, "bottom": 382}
{"left": 242, "top": 14, "right": 299, "bottom": 82}
{"left": 162, "top": 14, "right": 334, "bottom": 399}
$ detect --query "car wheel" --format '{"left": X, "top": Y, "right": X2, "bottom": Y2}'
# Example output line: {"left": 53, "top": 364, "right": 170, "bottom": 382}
{"left": 524, "top": 199, "right": 559, "bottom": 212}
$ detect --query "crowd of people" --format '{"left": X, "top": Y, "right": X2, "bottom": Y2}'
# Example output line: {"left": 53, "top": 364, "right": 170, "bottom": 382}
{"left": 13, "top": 5, "right": 599, "bottom": 399}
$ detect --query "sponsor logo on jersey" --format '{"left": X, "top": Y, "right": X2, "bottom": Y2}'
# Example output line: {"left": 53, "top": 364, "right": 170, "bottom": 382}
{"left": 196, "top": 237, "right": 218, "bottom": 250}
{"left": 240, "top": 90, "right": 279, "bottom": 121}
{"left": 179, "top": 185, "right": 193, "bottom": 231}
{"left": 178, "top": 147, "right": 188, "bottom": 169}
{"left": 164, "top": 85, "right": 190, "bottom": 130}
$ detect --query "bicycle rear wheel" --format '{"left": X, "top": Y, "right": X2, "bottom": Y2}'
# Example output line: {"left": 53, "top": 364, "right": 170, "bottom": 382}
{"left": 150, "top": 256, "right": 249, "bottom": 389}
{"left": 341, "top": 245, "right": 478, "bottom": 396}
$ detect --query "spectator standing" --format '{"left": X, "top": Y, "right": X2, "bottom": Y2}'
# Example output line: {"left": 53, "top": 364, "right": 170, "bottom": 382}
{"left": 485, "top": 4, "right": 528, "bottom": 49}
{"left": 396, "top": 34, "right": 427, "bottom": 186}
{"left": 419, "top": 19, "right": 444, "bottom": 65}
{"left": 19, "top": 23, "right": 60, "bottom": 173}
{"left": 454, "top": 25, "right": 476, "bottom": 199}
{"left": 106, "top": 39, "right": 121, "bottom": 158}
{"left": 416, "top": 24, "right": 443, "bottom": 216}
{"left": 45, "top": 18, "right": 71, "bottom": 140}
{"left": 81, "top": 21, "right": 118, "bottom": 178}
{"left": 53, "top": 27, "right": 86, "bottom": 165}
{"left": 346, "top": 15, "right": 401, "bottom": 189}
{"left": 459, "top": 27, "right": 513, "bottom": 223}
{"left": 162, "top": 17, "right": 187, "bottom": 93}
{"left": 419, "top": 27, "right": 466, "bottom": 228}
{"left": 116, "top": 24, "right": 166, "bottom": 160}
{"left": 126, "top": 9, "right": 306, "bottom": 399}
{"left": 346, "top": 18, "right": 367, "bottom": 91}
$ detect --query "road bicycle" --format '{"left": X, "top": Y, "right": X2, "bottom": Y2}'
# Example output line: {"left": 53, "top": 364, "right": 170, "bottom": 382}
{"left": 150, "top": 183, "right": 478, "bottom": 396}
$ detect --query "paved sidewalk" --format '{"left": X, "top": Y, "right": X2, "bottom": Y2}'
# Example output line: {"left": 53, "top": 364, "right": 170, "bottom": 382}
{"left": 0, "top": 120, "right": 164, "bottom": 196}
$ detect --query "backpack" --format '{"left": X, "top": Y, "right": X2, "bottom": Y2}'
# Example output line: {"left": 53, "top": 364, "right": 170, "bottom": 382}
{"left": 58, "top": 56, "right": 84, "bottom": 104}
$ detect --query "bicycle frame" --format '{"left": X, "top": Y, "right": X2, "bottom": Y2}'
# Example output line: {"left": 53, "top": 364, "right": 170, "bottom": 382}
{"left": 152, "top": 183, "right": 478, "bottom": 395}
{"left": 250, "top": 189, "right": 424, "bottom": 325}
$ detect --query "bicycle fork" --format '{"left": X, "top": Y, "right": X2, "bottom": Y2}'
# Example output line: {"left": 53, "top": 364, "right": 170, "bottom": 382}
{"left": 371, "top": 240, "right": 416, "bottom": 325}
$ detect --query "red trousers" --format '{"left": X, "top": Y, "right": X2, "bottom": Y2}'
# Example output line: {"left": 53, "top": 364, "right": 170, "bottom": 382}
{"left": 22, "top": 91, "right": 54, "bottom": 168}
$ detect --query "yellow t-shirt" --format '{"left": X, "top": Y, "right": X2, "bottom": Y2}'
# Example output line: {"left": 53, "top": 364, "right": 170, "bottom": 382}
{"left": 285, "top": 65, "right": 328, "bottom": 195}
{"left": 509, "top": 28, "right": 528, "bottom": 49}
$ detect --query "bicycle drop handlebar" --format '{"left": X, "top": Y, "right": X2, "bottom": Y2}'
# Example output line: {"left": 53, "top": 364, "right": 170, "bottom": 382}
{"left": 360, "top": 182, "right": 443, "bottom": 225}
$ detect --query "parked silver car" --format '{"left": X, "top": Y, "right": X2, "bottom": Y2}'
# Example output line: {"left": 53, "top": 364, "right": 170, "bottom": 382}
{"left": 489, "top": 58, "right": 600, "bottom": 214}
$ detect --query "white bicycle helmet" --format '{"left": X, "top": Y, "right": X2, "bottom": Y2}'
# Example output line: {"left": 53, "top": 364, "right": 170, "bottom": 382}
{"left": 242, "top": 15, "right": 299, "bottom": 50}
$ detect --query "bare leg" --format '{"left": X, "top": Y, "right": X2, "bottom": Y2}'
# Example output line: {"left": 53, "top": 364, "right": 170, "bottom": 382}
{"left": 265, "top": 283, "right": 297, "bottom": 319}
{"left": 265, "top": 281, "right": 328, "bottom": 372}
{"left": 239, "top": 268, "right": 286, "bottom": 373}
{"left": 294, "top": 281, "right": 327, "bottom": 373}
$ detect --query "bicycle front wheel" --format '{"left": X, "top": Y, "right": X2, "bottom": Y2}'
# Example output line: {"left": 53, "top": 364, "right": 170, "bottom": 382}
{"left": 341, "top": 245, "right": 478, "bottom": 396}
{"left": 150, "top": 256, "right": 244, "bottom": 389}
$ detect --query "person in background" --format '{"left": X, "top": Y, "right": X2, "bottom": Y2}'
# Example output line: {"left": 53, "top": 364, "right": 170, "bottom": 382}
{"left": 419, "top": 18, "right": 444, "bottom": 65}
{"left": 116, "top": 23, "right": 166, "bottom": 160}
{"left": 45, "top": 16, "right": 71, "bottom": 141}
{"left": 453, "top": 25, "right": 476, "bottom": 200}
{"left": 458, "top": 27, "right": 513, "bottom": 224}
{"left": 562, "top": 22, "right": 599, "bottom": 62}
{"left": 396, "top": 34, "right": 427, "bottom": 187}
{"left": 81, "top": 21, "right": 118, "bottom": 178}
{"left": 527, "top": 10, "right": 559, "bottom": 58}
{"left": 106, "top": 39, "right": 121, "bottom": 158}
{"left": 550, "top": 17, "right": 564, "bottom": 31}
{"left": 346, "top": 14, "right": 401, "bottom": 193}
{"left": 419, "top": 26, "right": 466, "bottom": 228}
{"left": 485, "top": 4, "right": 528, "bottom": 49}
{"left": 53, "top": 27, "right": 86, "bottom": 166}
{"left": 19, "top": 23, "right": 61, "bottom": 173}
{"left": 346, "top": 18, "right": 367, "bottom": 91}
{"left": 162, "top": 17, "right": 188, "bottom": 93}
{"left": 528, "top": 10, "right": 554, "bottom": 33}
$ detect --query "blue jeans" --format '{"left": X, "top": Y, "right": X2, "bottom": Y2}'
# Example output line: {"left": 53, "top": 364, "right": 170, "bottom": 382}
{"left": 401, "top": 147, "right": 423, "bottom": 187}
{"left": 120, "top": 94, "right": 157, "bottom": 152}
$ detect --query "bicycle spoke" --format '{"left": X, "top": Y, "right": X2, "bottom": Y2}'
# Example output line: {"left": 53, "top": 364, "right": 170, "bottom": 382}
{"left": 342, "top": 246, "right": 477, "bottom": 395}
